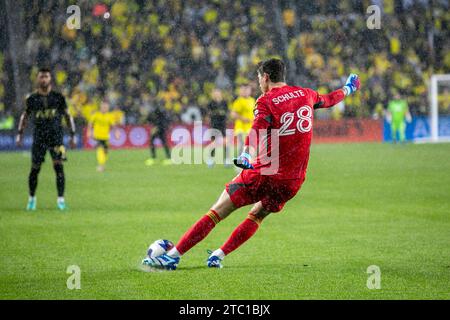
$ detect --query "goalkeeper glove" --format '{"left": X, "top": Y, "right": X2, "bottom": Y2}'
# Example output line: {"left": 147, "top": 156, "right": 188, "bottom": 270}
{"left": 233, "top": 152, "right": 254, "bottom": 170}
{"left": 343, "top": 74, "right": 360, "bottom": 96}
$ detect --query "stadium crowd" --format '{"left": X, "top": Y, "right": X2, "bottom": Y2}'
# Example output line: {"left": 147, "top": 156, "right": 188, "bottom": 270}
{"left": 0, "top": 0, "right": 449, "bottom": 128}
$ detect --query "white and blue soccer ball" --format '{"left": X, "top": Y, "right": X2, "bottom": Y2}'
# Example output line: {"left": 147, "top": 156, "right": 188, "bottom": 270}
{"left": 147, "top": 239, "right": 174, "bottom": 258}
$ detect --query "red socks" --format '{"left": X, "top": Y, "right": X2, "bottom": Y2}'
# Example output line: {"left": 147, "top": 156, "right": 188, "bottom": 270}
{"left": 221, "top": 215, "right": 261, "bottom": 255}
{"left": 175, "top": 211, "right": 262, "bottom": 257}
{"left": 176, "top": 210, "right": 221, "bottom": 255}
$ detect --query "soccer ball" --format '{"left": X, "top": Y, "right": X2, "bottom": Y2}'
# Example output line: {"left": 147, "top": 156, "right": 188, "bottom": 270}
{"left": 147, "top": 239, "right": 174, "bottom": 258}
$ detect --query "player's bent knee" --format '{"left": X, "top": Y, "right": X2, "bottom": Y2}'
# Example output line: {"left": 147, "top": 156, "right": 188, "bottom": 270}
{"left": 250, "top": 210, "right": 271, "bottom": 222}
{"left": 211, "top": 190, "right": 236, "bottom": 220}
{"left": 248, "top": 202, "right": 272, "bottom": 222}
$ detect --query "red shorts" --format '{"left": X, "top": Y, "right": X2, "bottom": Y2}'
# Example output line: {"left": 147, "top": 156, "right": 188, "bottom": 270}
{"left": 225, "top": 169, "right": 303, "bottom": 212}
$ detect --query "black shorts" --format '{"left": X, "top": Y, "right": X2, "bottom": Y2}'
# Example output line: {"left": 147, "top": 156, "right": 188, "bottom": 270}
{"left": 152, "top": 127, "right": 167, "bottom": 138}
{"left": 95, "top": 139, "right": 109, "bottom": 150}
{"left": 32, "top": 139, "right": 66, "bottom": 164}
{"left": 151, "top": 128, "right": 168, "bottom": 144}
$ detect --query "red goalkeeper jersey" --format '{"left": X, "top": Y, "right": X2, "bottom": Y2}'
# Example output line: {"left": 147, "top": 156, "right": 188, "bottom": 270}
{"left": 246, "top": 85, "right": 345, "bottom": 180}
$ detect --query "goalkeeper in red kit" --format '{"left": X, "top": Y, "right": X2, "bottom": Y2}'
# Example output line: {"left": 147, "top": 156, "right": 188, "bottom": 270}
{"left": 142, "top": 58, "right": 360, "bottom": 270}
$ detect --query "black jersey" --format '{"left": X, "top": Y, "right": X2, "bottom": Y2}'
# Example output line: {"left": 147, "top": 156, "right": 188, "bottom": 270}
{"left": 147, "top": 106, "right": 171, "bottom": 131}
{"left": 26, "top": 91, "right": 68, "bottom": 142}
{"left": 207, "top": 100, "right": 228, "bottom": 128}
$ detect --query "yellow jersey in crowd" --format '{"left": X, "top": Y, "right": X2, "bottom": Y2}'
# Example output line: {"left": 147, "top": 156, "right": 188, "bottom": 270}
{"left": 231, "top": 96, "right": 255, "bottom": 135}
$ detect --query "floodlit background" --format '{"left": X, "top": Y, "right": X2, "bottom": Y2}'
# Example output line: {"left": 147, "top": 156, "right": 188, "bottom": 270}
{"left": 0, "top": 1, "right": 449, "bottom": 299}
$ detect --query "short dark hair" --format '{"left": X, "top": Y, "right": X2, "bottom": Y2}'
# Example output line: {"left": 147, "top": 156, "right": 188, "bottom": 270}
{"left": 257, "top": 58, "right": 286, "bottom": 82}
{"left": 38, "top": 67, "right": 51, "bottom": 74}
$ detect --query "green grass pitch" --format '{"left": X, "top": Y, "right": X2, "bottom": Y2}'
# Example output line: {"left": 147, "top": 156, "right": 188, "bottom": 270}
{"left": 0, "top": 143, "right": 449, "bottom": 299}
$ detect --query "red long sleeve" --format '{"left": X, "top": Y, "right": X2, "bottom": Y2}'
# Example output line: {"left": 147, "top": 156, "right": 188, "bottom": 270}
{"left": 313, "top": 89, "right": 345, "bottom": 109}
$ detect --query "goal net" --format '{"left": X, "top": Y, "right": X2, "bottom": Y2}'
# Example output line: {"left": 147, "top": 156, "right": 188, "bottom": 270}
{"left": 419, "top": 74, "right": 450, "bottom": 143}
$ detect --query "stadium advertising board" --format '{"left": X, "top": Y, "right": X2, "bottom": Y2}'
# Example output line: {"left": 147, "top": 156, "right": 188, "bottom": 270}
{"left": 5, "top": 117, "right": 450, "bottom": 150}
{"left": 82, "top": 120, "right": 383, "bottom": 149}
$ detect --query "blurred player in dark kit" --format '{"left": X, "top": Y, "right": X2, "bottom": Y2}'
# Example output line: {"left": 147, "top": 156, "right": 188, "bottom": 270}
{"left": 145, "top": 102, "right": 172, "bottom": 166}
{"left": 206, "top": 88, "right": 230, "bottom": 168}
{"left": 16, "top": 67, "right": 76, "bottom": 211}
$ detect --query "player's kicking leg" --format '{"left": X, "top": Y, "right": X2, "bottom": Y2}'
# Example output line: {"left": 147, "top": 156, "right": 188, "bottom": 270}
{"left": 142, "top": 188, "right": 271, "bottom": 270}
{"left": 142, "top": 190, "right": 239, "bottom": 270}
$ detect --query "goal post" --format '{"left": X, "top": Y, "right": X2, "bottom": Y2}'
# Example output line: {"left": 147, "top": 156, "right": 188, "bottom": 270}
{"left": 428, "top": 74, "right": 450, "bottom": 143}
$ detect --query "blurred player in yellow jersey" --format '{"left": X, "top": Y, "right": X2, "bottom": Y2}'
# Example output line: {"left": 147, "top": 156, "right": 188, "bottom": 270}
{"left": 87, "top": 101, "right": 119, "bottom": 172}
{"left": 230, "top": 84, "right": 255, "bottom": 163}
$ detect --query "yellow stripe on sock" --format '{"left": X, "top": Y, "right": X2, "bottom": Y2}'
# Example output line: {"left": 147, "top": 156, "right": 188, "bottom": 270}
{"left": 207, "top": 210, "right": 220, "bottom": 224}
{"left": 247, "top": 214, "right": 262, "bottom": 225}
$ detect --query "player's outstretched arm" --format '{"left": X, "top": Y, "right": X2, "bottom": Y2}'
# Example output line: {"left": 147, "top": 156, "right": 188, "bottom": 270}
{"left": 314, "top": 74, "right": 360, "bottom": 109}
